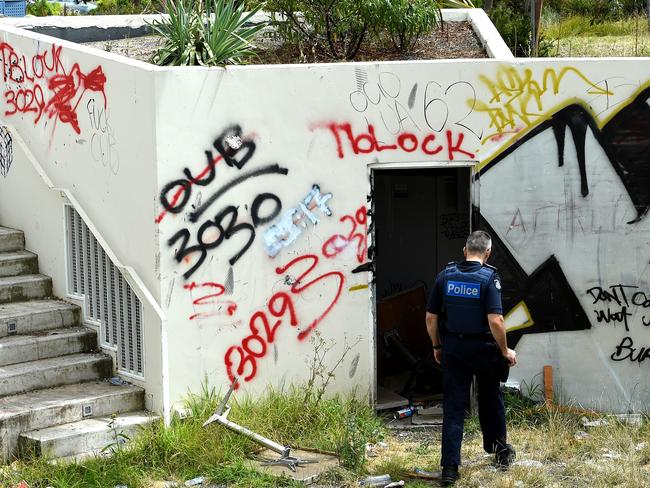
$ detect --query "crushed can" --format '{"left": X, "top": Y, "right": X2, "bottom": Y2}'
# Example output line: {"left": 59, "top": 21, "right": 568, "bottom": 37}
{"left": 394, "top": 406, "right": 417, "bottom": 419}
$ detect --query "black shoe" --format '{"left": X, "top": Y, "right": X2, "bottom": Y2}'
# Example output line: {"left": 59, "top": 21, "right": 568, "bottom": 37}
{"left": 440, "top": 465, "right": 459, "bottom": 486}
{"left": 495, "top": 443, "right": 516, "bottom": 470}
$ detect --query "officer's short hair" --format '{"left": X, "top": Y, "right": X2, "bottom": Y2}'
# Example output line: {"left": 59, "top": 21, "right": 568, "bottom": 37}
{"left": 466, "top": 230, "right": 492, "bottom": 254}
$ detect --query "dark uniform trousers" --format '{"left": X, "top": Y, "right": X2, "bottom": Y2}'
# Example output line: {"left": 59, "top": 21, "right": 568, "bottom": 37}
{"left": 441, "top": 333, "right": 507, "bottom": 467}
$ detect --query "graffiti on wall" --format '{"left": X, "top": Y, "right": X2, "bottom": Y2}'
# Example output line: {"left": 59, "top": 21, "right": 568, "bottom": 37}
{"left": 318, "top": 122, "right": 475, "bottom": 161}
{"left": 0, "top": 42, "right": 107, "bottom": 136}
{"left": 263, "top": 184, "right": 333, "bottom": 257}
{"left": 159, "top": 124, "right": 288, "bottom": 279}
{"left": 478, "top": 68, "right": 650, "bottom": 365}
{"left": 86, "top": 97, "right": 119, "bottom": 175}
{"left": 0, "top": 125, "right": 12, "bottom": 177}
{"left": 474, "top": 66, "right": 614, "bottom": 142}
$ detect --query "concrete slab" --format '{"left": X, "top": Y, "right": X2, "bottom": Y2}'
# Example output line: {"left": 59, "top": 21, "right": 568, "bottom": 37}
{"left": 0, "top": 327, "right": 97, "bottom": 367}
{"left": 0, "top": 299, "right": 81, "bottom": 338}
{"left": 0, "top": 227, "right": 24, "bottom": 253}
{"left": 0, "top": 381, "right": 144, "bottom": 462}
{"left": 19, "top": 411, "right": 158, "bottom": 458}
{"left": 247, "top": 448, "right": 339, "bottom": 485}
{"left": 0, "top": 274, "right": 52, "bottom": 304}
{"left": 0, "top": 352, "right": 112, "bottom": 396}
{"left": 0, "top": 251, "right": 38, "bottom": 278}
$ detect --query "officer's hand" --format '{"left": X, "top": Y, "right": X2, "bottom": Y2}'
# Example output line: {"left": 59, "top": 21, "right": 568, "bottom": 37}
{"left": 503, "top": 348, "right": 517, "bottom": 366}
{"left": 434, "top": 348, "right": 442, "bottom": 364}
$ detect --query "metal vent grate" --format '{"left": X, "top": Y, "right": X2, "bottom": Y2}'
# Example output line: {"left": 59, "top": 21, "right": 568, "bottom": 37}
{"left": 65, "top": 205, "right": 144, "bottom": 378}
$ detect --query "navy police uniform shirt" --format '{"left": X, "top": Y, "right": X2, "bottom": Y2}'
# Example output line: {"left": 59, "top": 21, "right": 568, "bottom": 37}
{"left": 427, "top": 260, "right": 503, "bottom": 334}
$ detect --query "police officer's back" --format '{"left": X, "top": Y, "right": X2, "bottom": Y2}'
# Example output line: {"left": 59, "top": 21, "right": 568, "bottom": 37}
{"left": 425, "top": 230, "right": 517, "bottom": 486}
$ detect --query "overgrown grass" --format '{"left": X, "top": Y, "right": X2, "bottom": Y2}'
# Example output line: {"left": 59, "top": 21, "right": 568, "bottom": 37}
{"left": 0, "top": 385, "right": 384, "bottom": 488}
{"left": 543, "top": 14, "right": 650, "bottom": 38}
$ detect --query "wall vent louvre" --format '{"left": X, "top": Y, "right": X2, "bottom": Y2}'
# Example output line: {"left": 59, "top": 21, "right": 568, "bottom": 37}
{"left": 65, "top": 205, "right": 144, "bottom": 378}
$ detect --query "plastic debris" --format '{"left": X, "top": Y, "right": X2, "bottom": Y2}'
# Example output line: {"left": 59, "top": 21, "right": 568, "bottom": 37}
{"left": 574, "top": 430, "right": 590, "bottom": 440}
{"left": 359, "top": 474, "right": 391, "bottom": 486}
{"left": 513, "top": 460, "right": 544, "bottom": 468}
{"left": 410, "top": 468, "right": 440, "bottom": 480}
{"left": 610, "top": 413, "right": 643, "bottom": 426}
{"left": 636, "top": 442, "right": 647, "bottom": 451}
{"left": 581, "top": 416, "right": 609, "bottom": 427}
{"left": 602, "top": 451, "right": 621, "bottom": 460}
{"left": 184, "top": 477, "right": 205, "bottom": 487}
{"left": 109, "top": 376, "right": 128, "bottom": 386}
{"left": 384, "top": 482, "right": 405, "bottom": 487}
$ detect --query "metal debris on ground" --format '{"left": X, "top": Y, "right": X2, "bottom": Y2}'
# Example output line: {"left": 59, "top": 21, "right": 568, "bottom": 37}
{"left": 203, "top": 377, "right": 316, "bottom": 472}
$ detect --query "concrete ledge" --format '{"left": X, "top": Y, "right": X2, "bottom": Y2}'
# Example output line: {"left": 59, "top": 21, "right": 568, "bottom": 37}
{"left": 1, "top": 10, "right": 511, "bottom": 59}
{"left": 444, "top": 8, "right": 514, "bottom": 59}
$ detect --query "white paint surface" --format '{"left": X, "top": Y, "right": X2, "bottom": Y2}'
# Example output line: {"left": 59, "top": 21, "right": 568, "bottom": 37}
{"left": 1, "top": 20, "right": 650, "bottom": 413}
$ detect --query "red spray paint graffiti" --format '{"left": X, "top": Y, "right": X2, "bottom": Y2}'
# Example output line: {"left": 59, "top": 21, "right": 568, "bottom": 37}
{"left": 183, "top": 281, "right": 237, "bottom": 320}
{"left": 0, "top": 42, "right": 107, "bottom": 135}
{"left": 322, "top": 205, "right": 368, "bottom": 263}
{"left": 318, "top": 122, "right": 476, "bottom": 160}
{"left": 224, "top": 254, "right": 344, "bottom": 388}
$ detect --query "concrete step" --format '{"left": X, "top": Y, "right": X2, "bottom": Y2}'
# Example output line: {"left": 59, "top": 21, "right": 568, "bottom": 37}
{"left": 0, "top": 353, "right": 112, "bottom": 397}
{"left": 0, "top": 274, "right": 52, "bottom": 304}
{"left": 19, "top": 411, "right": 158, "bottom": 459}
{"left": 0, "top": 381, "right": 145, "bottom": 462}
{"left": 0, "top": 227, "right": 24, "bottom": 253}
{"left": 0, "top": 299, "right": 81, "bottom": 338}
{"left": 0, "top": 328, "right": 97, "bottom": 367}
{"left": 0, "top": 250, "right": 38, "bottom": 277}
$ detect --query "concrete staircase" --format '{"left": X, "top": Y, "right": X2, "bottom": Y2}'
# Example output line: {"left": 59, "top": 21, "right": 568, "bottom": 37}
{"left": 0, "top": 226, "right": 154, "bottom": 463}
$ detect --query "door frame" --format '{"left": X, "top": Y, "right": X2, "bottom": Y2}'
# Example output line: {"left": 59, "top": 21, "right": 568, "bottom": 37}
{"left": 366, "top": 160, "right": 480, "bottom": 407}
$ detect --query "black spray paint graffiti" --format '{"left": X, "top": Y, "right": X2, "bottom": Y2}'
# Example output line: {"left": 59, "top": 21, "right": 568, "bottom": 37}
{"left": 479, "top": 215, "right": 591, "bottom": 349}
{"left": 479, "top": 85, "right": 650, "bottom": 360}
{"left": 481, "top": 86, "right": 650, "bottom": 224}
{"left": 160, "top": 124, "right": 288, "bottom": 279}
{"left": 349, "top": 70, "right": 483, "bottom": 139}
{"left": 0, "top": 126, "right": 12, "bottom": 178}
{"left": 587, "top": 284, "right": 650, "bottom": 364}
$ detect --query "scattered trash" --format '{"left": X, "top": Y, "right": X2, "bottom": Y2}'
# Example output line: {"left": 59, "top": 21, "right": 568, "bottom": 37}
{"left": 12, "top": 482, "right": 29, "bottom": 488}
{"left": 574, "top": 430, "right": 590, "bottom": 440}
{"left": 514, "top": 481, "right": 525, "bottom": 488}
{"left": 114, "top": 485, "right": 128, "bottom": 488}
{"left": 359, "top": 474, "right": 392, "bottom": 486}
{"left": 109, "top": 376, "right": 128, "bottom": 386}
{"left": 581, "top": 416, "right": 609, "bottom": 427}
{"left": 384, "top": 482, "right": 405, "bottom": 487}
{"left": 378, "top": 441, "right": 388, "bottom": 448}
{"left": 184, "top": 478, "right": 205, "bottom": 487}
{"left": 636, "top": 442, "right": 647, "bottom": 451}
{"left": 610, "top": 413, "right": 643, "bottom": 426}
{"left": 365, "top": 443, "right": 378, "bottom": 458}
{"left": 602, "top": 451, "right": 621, "bottom": 460}
{"left": 513, "top": 460, "right": 544, "bottom": 468}
{"left": 409, "top": 468, "right": 440, "bottom": 480}
{"left": 394, "top": 406, "right": 417, "bottom": 419}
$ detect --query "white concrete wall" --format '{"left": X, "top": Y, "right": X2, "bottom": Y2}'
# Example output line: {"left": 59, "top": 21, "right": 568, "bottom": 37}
{"left": 155, "top": 59, "right": 650, "bottom": 413}
{"left": 0, "top": 25, "right": 166, "bottom": 413}
{"left": 3, "top": 18, "right": 650, "bottom": 414}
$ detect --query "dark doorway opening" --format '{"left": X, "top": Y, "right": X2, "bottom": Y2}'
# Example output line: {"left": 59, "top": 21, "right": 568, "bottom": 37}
{"left": 373, "top": 167, "right": 472, "bottom": 412}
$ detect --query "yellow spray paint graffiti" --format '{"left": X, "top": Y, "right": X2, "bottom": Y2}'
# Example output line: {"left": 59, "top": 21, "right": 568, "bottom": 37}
{"left": 473, "top": 66, "right": 613, "bottom": 141}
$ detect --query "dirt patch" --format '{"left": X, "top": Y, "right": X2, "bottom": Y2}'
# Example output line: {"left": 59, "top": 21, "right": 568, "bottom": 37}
{"left": 80, "top": 21, "right": 486, "bottom": 64}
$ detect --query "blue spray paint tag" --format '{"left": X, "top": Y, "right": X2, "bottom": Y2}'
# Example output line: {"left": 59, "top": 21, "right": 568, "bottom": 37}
{"left": 446, "top": 281, "right": 481, "bottom": 299}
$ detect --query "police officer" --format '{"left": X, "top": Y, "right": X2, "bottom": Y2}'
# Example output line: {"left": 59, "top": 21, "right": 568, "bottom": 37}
{"left": 425, "top": 230, "right": 517, "bottom": 486}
